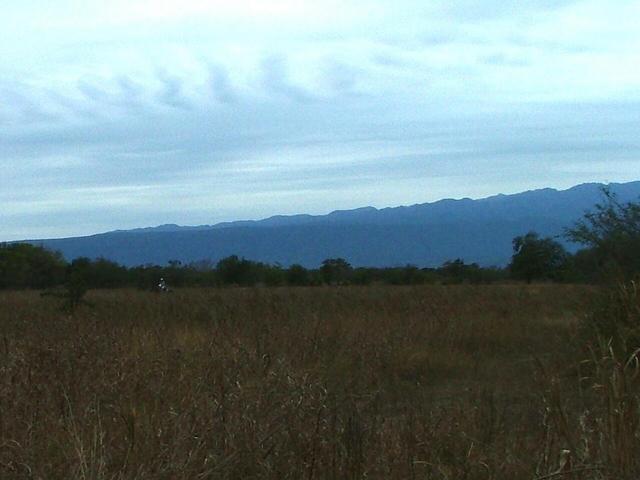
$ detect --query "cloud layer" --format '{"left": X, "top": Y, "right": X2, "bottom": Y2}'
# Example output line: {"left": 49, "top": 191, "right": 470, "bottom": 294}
{"left": 2, "top": 0, "right": 640, "bottom": 240}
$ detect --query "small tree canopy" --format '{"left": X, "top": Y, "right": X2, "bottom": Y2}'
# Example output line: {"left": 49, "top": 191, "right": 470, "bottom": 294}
{"left": 509, "top": 232, "right": 568, "bottom": 283}
{"left": 320, "top": 258, "right": 352, "bottom": 285}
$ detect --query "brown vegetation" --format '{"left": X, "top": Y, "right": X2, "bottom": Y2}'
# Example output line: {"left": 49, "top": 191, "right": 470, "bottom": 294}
{"left": 0, "top": 284, "right": 635, "bottom": 479}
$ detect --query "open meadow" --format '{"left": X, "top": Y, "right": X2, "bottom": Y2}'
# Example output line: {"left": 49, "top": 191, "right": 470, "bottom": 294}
{"left": 0, "top": 284, "right": 631, "bottom": 479}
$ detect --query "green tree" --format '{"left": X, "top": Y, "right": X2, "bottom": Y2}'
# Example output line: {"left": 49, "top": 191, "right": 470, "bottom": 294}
{"left": 262, "top": 264, "right": 285, "bottom": 286}
{"left": 566, "top": 187, "right": 640, "bottom": 280}
{"left": 286, "top": 264, "right": 310, "bottom": 286}
{"left": 61, "top": 270, "right": 90, "bottom": 311}
{"left": 509, "top": 232, "right": 568, "bottom": 283}
{"left": 216, "top": 255, "right": 260, "bottom": 286}
{"left": 94, "top": 258, "right": 129, "bottom": 287}
{"left": 439, "top": 259, "right": 484, "bottom": 284}
{"left": 351, "top": 267, "right": 375, "bottom": 285}
{"left": 320, "top": 258, "right": 352, "bottom": 285}
{"left": 0, "top": 243, "right": 66, "bottom": 289}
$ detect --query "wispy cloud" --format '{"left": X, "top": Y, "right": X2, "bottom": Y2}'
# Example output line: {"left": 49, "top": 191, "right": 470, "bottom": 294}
{"left": 208, "top": 64, "right": 238, "bottom": 104}
{"left": 260, "top": 55, "right": 314, "bottom": 102}
{"left": 156, "top": 70, "right": 192, "bottom": 109}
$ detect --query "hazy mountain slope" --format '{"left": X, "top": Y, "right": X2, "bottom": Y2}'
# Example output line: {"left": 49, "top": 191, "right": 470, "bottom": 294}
{"left": 29, "top": 181, "right": 640, "bottom": 268}
{"left": 130, "top": 181, "right": 640, "bottom": 232}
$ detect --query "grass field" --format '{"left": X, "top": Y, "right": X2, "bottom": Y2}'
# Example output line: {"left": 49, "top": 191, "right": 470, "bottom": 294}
{"left": 0, "top": 284, "right": 633, "bottom": 479}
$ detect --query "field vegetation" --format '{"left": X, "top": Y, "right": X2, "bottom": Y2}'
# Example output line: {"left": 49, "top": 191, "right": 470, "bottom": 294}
{"left": 4, "top": 283, "right": 632, "bottom": 479}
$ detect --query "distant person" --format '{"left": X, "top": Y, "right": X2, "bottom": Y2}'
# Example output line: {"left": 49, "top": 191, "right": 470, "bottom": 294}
{"left": 157, "top": 277, "right": 168, "bottom": 292}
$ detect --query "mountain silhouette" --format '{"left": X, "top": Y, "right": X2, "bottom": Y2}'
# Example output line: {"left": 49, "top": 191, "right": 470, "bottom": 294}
{"left": 26, "top": 181, "right": 640, "bottom": 267}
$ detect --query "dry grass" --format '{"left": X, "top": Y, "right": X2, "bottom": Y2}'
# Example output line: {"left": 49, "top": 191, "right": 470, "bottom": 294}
{"left": 0, "top": 284, "right": 625, "bottom": 479}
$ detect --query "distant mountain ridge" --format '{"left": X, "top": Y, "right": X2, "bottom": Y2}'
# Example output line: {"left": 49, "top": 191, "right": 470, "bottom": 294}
{"left": 26, "top": 181, "right": 640, "bottom": 268}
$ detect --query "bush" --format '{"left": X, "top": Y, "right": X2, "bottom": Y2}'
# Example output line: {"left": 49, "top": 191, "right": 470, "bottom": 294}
{"left": 509, "top": 232, "right": 569, "bottom": 283}
{"left": 566, "top": 187, "right": 640, "bottom": 281}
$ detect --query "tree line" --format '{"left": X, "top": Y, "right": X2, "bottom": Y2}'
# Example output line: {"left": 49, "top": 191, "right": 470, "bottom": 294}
{"left": 0, "top": 247, "right": 508, "bottom": 290}
{"left": 1, "top": 188, "right": 638, "bottom": 290}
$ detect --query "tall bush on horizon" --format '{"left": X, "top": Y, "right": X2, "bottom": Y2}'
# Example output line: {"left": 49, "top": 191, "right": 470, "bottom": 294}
{"left": 566, "top": 186, "right": 640, "bottom": 281}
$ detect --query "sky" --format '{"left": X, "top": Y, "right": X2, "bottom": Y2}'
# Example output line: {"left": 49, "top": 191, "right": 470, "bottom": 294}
{"left": 1, "top": 0, "right": 640, "bottom": 240}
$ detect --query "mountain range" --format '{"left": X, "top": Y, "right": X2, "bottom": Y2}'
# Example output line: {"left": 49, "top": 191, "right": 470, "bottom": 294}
{"left": 26, "top": 181, "right": 640, "bottom": 268}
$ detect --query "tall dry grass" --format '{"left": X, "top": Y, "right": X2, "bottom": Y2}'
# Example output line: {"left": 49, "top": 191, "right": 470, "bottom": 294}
{"left": 535, "top": 280, "right": 640, "bottom": 480}
{"left": 0, "top": 285, "right": 608, "bottom": 479}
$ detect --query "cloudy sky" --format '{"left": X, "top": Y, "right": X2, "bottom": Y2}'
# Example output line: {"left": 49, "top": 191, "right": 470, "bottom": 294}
{"left": 2, "top": 0, "right": 639, "bottom": 240}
